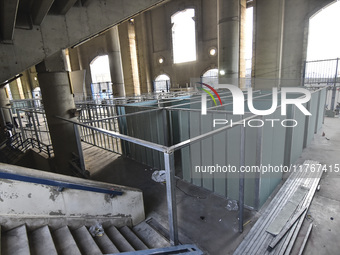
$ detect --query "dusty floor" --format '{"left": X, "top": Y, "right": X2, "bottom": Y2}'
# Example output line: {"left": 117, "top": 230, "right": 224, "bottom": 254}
{"left": 89, "top": 153, "right": 256, "bottom": 255}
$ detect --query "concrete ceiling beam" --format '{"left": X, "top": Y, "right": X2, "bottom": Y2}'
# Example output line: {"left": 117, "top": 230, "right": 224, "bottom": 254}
{"left": 55, "top": 0, "right": 78, "bottom": 15}
{"left": 31, "top": 0, "right": 54, "bottom": 26}
{"left": 0, "top": 0, "right": 20, "bottom": 41}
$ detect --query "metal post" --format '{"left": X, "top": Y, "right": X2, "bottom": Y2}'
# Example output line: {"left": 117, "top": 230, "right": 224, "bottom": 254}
{"left": 162, "top": 109, "right": 169, "bottom": 146}
{"left": 239, "top": 124, "right": 246, "bottom": 233}
{"left": 331, "top": 58, "right": 339, "bottom": 110}
{"left": 302, "top": 60, "right": 307, "bottom": 87}
{"left": 74, "top": 124, "right": 86, "bottom": 172}
{"left": 164, "top": 152, "right": 179, "bottom": 245}
{"left": 16, "top": 109, "right": 26, "bottom": 141}
{"left": 31, "top": 110, "right": 41, "bottom": 151}
{"left": 254, "top": 119, "right": 263, "bottom": 210}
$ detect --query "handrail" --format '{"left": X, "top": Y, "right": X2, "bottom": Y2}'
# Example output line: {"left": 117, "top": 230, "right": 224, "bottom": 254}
{"left": 0, "top": 171, "right": 124, "bottom": 197}
{"left": 108, "top": 244, "right": 203, "bottom": 255}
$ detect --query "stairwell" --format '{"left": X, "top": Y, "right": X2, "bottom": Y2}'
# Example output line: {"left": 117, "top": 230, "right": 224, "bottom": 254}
{"left": 1, "top": 219, "right": 172, "bottom": 255}
{"left": 0, "top": 163, "right": 203, "bottom": 255}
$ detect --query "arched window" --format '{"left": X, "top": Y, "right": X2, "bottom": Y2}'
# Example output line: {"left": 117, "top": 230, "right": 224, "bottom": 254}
{"left": 171, "top": 9, "right": 196, "bottom": 64}
{"left": 307, "top": 1, "right": 340, "bottom": 60}
{"left": 202, "top": 68, "right": 218, "bottom": 87}
{"left": 90, "top": 55, "right": 111, "bottom": 83}
{"left": 90, "top": 55, "right": 112, "bottom": 102}
{"left": 154, "top": 74, "right": 170, "bottom": 93}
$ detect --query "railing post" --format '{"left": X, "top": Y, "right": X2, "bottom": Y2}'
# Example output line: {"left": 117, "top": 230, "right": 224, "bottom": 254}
{"left": 239, "top": 124, "right": 246, "bottom": 233}
{"left": 302, "top": 60, "right": 307, "bottom": 86}
{"left": 331, "top": 58, "right": 339, "bottom": 110}
{"left": 31, "top": 110, "right": 41, "bottom": 151}
{"left": 16, "top": 109, "right": 26, "bottom": 141}
{"left": 74, "top": 124, "right": 86, "bottom": 172}
{"left": 164, "top": 151, "right": 179, "bottom": 245}
{"left": 254, "top": 118, "right": 263, "bottom": 210}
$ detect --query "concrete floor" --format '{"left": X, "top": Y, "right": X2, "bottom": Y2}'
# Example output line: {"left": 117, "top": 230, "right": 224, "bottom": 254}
{"left": 292, "top": 117, "right": 340, "bottom": 255}
{"left": 86, "top": 117, "right": 340, "bottom": 255}
{"left": 90, "top": 155, "right": 256, "bottom": 255}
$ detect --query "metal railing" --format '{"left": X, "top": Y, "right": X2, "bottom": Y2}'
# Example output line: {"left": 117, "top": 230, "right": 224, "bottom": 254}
{"left": 57, "top": 86, "right": 327, "bottom": 246}
{"left": 11, "top": 133, "right": 53, "bottom": 158}
{"left": 303, "top": 58, "right": 340, "bottom": 110}
{"left": 76, "top": 103, "right": 122, "bottom": 154}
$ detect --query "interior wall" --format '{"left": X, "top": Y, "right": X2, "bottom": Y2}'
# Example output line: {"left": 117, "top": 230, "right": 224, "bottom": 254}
{"left": 137, "top": 0, "right": 219, "bottom": 88}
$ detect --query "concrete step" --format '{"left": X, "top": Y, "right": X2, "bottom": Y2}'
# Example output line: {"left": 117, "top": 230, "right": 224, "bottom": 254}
{"left": 93, "top": 231, "right": 120, "bottom": 254}
{"left": 52, "top": 226, "right": 82, "bottom": 255}
{"left": 28, "top": 226, "right": 57, "bottom": 255}
{"left": 132, "top": 221, "right": 170, "bottom": 249}
{"left": 106, "top": 226, "right": 135, "bottom": 252}
{"left": 2, "top": 225, "right": 31, "bottom": 255}
{"left": 119, "top": 226, "right": 148, "bottom": 250}
{"left": 72, "top": 226, "right": 102, "bottom": 255}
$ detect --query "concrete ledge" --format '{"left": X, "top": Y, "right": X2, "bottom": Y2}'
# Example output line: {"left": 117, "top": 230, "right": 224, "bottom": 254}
{"left": 0, "top": 163, "right": 145, "bottom": 226}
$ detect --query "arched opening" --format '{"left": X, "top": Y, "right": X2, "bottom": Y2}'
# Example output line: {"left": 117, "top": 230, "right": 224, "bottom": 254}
{"left": 171, "top": 9, "right": 196, "bottom": 64}
{"left": 305, "top": 1, "right": 340, "bottom": 110}
{"left": 154, "top": 74, "right": 171, "bottom": 93}
{"left": 90, "top": 55, "right": 113, "bottom": 102}
{"left": 307, "top": 1, "right": 340, "bottom": 61}
{"left": 201, "top": 68, "right": 218, "bottom": 87}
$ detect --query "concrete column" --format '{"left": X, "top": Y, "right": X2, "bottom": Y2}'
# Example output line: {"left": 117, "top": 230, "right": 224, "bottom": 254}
{"left": 0, "top": 86, "right": 11, "bottom": 128}
{"left": 36, "top": 51, "right": 81, "bottom": 176}
{"left": 135, "top": 13, "right": 153, "bottom": 94}
{"left": 253, "top": 0, "right": 285, "bottom": 89}
{"left": 280, "top": 0, "right": 307, "bottom": 87}
{"left": 106, "top": 27, "right": 125, "bottom": 97}
{"left": 20, "top": 70, "right": 34, "bottom": 99}
{"left": 9, "top": 80, "right": 21, "bottom": 99}
{"left": 118, "top": 21, "right": 141, "bottom": 96}
{"left": 217, "top": 0, "right": 240, "bottom": 84}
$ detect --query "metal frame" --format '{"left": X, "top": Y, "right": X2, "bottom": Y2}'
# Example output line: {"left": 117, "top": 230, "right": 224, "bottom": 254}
{"left": 4, "top": 87, "right": 326, "bottom": 246}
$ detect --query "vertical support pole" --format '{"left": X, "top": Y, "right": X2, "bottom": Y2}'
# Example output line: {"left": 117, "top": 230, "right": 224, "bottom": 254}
{"left": 31, "top": 110, "right": 41, "bottom": 151}
{"left": 254, "top": 119, "right": 263, "bottom": 210}
{"left": 302, "top": 60, "right": 307, "bottom": 87}
{"left": 162, "top": 109, "right": 169, "bottom": 146}
{"left": 239, "top": 124, "right": 246, "bottom": 233}
{"left": 74, "top": 124, "right": 86, "bottom": 172}
{"left": 331, "top": 58, "right": 339, "bottom": 110}
{"left": 16, "top": 109, "right": 26, "bottom": 141}
{"left": 164, "top": 152, "right": 179, "bottom": 245}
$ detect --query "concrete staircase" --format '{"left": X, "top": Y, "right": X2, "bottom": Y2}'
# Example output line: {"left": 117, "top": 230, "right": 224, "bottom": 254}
{"left": 1, "top": 220, "right": 170, "bottom": 255}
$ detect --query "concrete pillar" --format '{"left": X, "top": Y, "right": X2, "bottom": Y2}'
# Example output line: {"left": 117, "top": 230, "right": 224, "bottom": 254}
{"left": 119, "top": 21, "right": 141, "bottom": 96}
{"left": 20, "top": 70, "right": 34, "bottom": 99}
{"left": 217, "top": 0, "right": 240, "bottom": 84}
{"left": 280, "top": 0, "right": 307, "bottom": 87}
{"left": 135, "top": 13, "right": 153, "bottom": 94}
{"left": 36, "top": 51, "right": 81, "bottom": 176}
{"left": 106, "top": 27, "right": 125, "bottom": 97}
{"left": 253, "top": 0, "right": 285, "bottom": 89}
{"left": 0, "top": 86, "right": 11, "bottom": 128}
{"left": 9, "top": 80, "right": 21, "bottom": 100}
